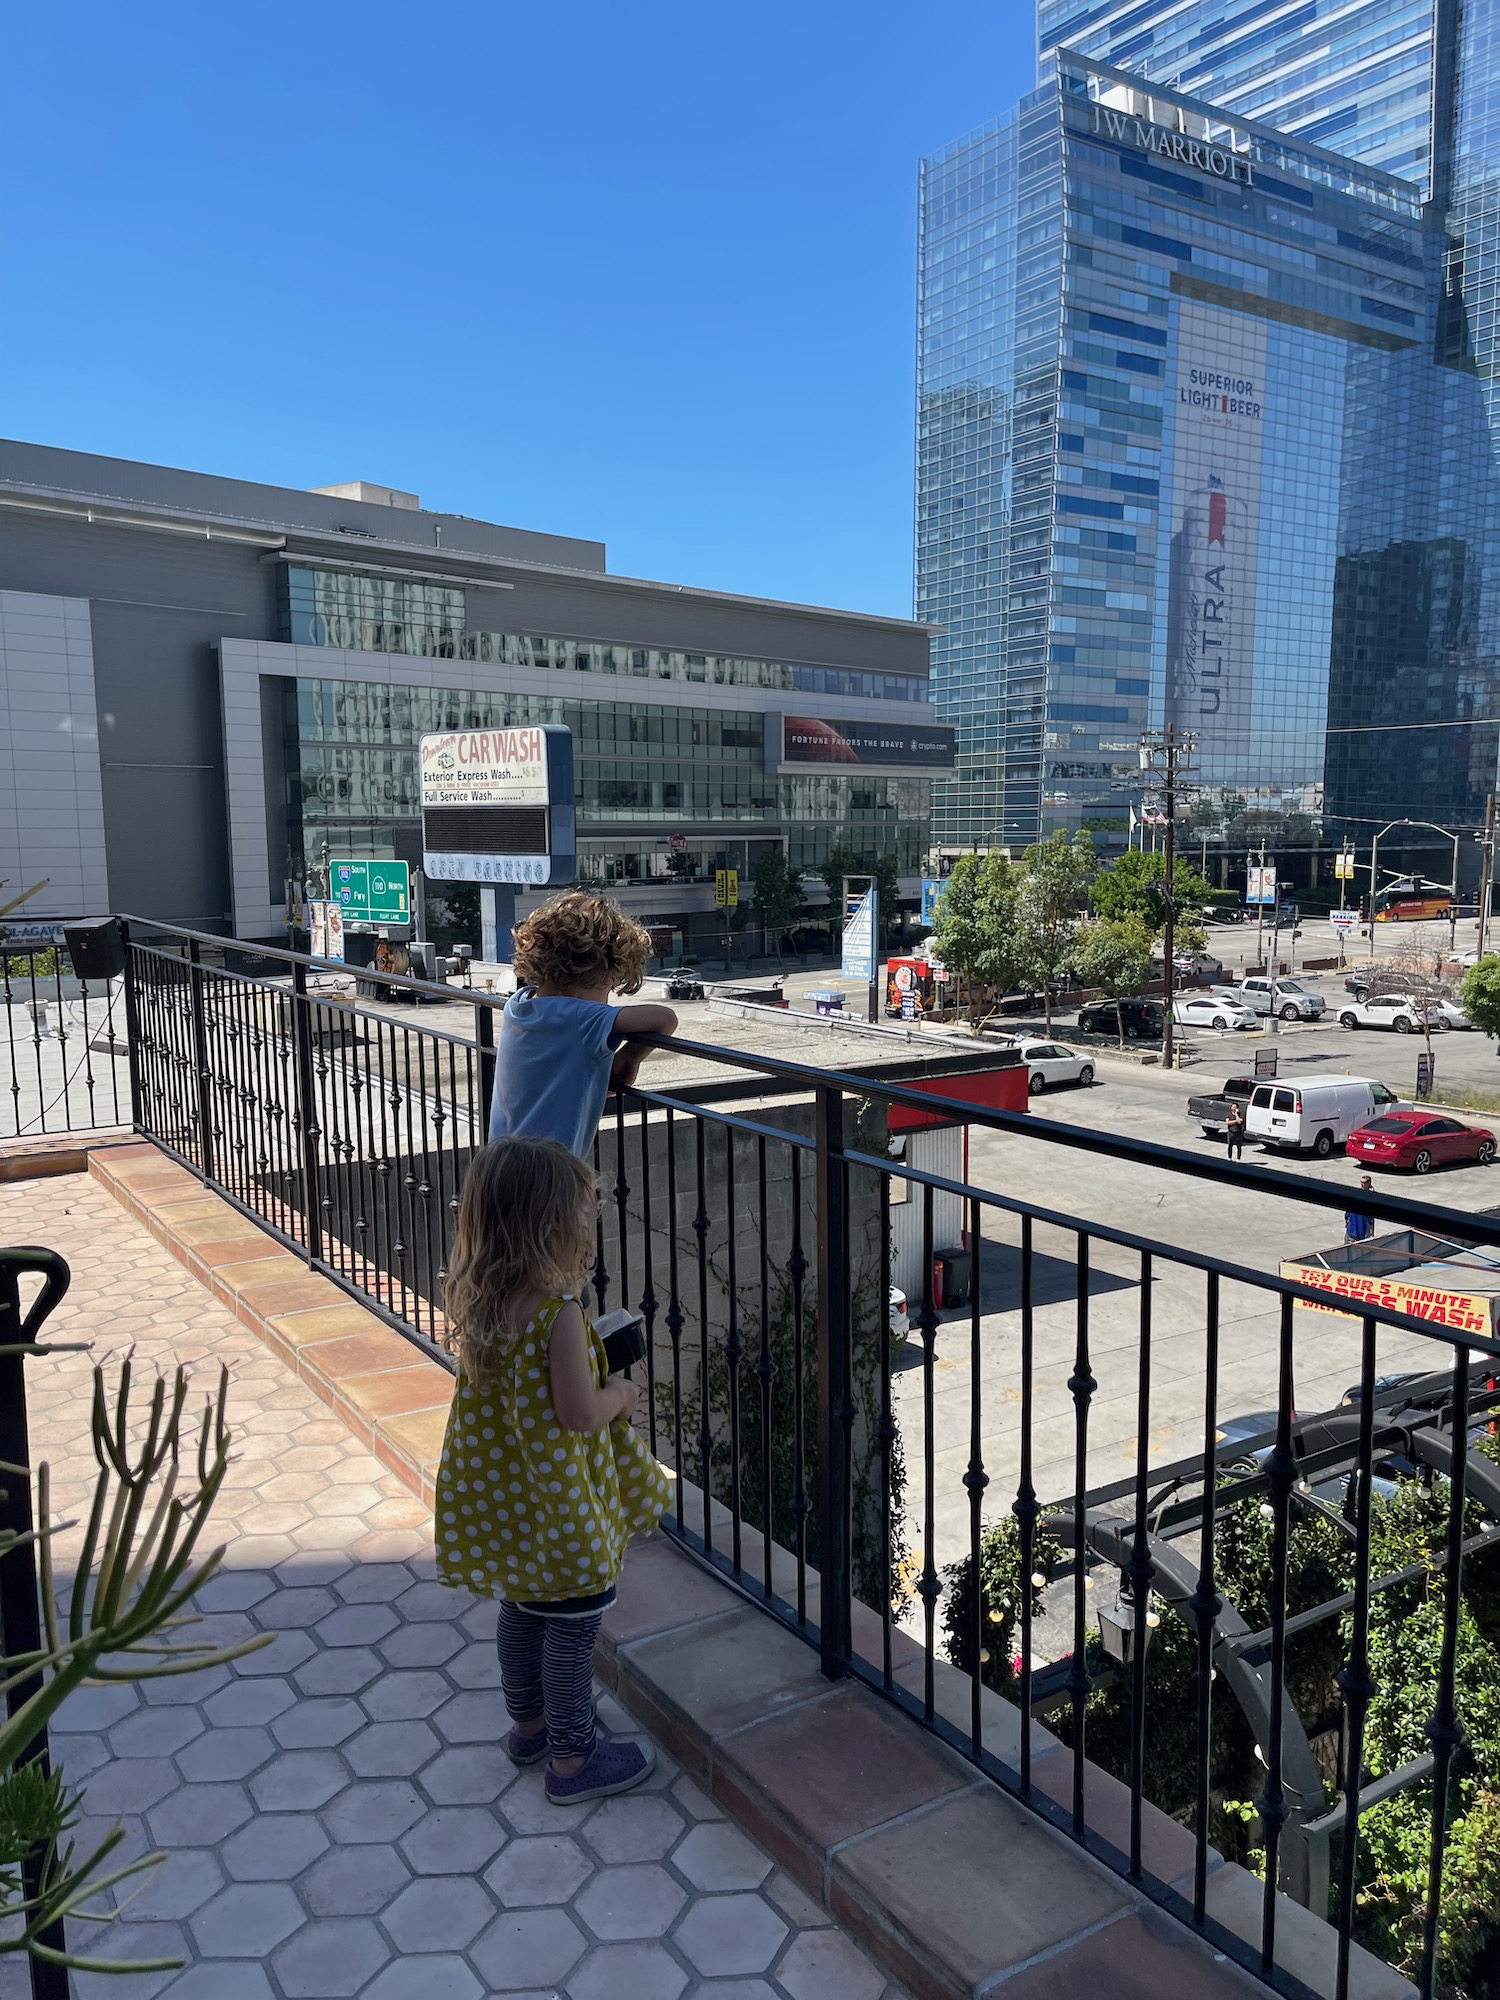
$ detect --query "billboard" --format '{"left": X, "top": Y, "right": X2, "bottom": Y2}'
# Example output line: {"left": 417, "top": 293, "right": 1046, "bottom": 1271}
{"left": 1165, "top": 300, "right": 1267, "bottom": 765}
{"left": 777, "top": 717, "right": 955, "bottom": 773}
{"left": 1279, "top": 1261, "right": 1494, "bottom": 1336}
{"left": 1245, "top": 865, "right": 1277, "bottom": 905}
{"left": 842, "top": 890, "right": 876, "bottom": 981}
{"left": 419, "top": 725, "right": 576, "bottom": 886}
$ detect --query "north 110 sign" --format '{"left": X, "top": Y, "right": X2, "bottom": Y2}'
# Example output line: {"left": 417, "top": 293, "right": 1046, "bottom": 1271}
{"left": 419, "top": 726, "right": 576, "bottom": 887}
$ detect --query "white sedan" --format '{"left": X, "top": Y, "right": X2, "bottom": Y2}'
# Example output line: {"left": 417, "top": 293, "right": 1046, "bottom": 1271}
{"left": 1013, "top": 1040, "right": 1096, "bottom": 1095}
{"left": 1429, "top": 996, "right": 1473, "bottom": 1029}
{"left": 1173, "top": 994, "right": 1258, "bottom": 1030}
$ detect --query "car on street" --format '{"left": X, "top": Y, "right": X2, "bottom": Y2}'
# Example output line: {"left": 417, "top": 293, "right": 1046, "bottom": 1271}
{"left": 1173, "top": 950, "right": 1224, "bottom": 980}
{"left": 1173, "top": 994, "right": 1258, "bottom": 1030}
{"left": 1336, "top": 994, "right": 1447, "bottom": 1033}
{"left": 1238, "top": 976, "right": 1326, "bottom": 1020}
{"left": 1428, "top": 996, "right": 1473, "bottom": 1029}
{"left": 1011, "top": 1039, "right": 1096, "bottom": 1094}
{"left": 1075, "top": 997, "right": 1163, "bottom": 1039}
{"left": 1345, "top": 1110, "right": 1495, "bottom": 1173}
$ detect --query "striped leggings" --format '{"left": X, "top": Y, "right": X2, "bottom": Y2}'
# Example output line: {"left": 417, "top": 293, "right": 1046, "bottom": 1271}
{"left": 496, "top": 1600, "right": 601, "bottom": 1759}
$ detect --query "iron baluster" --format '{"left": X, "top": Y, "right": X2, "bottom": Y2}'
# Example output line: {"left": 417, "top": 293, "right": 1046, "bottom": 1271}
{"left": 1418, "top": 1346, "right": 1474, "bottom": 1999}
{"left": 1015, "top": 1213, "right": 1038, "bottom": 1796}
{"left": 788, "top": 1146, "right": 809, "bottom": 1626}
{"left": 1068, "top": 1231, "right": 1096, "bottom": 1840}
{"left": 666, "top": 1107, "right": 685, "bottom": 1532}
{"left": 1258, "top": 1297, "right": 1297, "bottom": 1973}
{"left": 965, "top": 1196, "right": 988, "bottom": 1754}
{"left": 638, "top": 1098, "right": 659, "bottom": 1459}
{"left": 1334, "top": 1318, "right": 1379, "bottom": 2000}
{"left": 1127, "top": 1247, "right": 1155, "bottom": 1879}
{"left": 1191, "top": 1269, "right": 1223, "bottom": 1924}
{"left": 694, "top": 1121, "right": 712, "bottom": 1555}
{"left": 290, "top": 960, "right": 323, "bottom": 1265}
{"left": 877, "top": 1168, "right": 895, "bottom": 1692}
{"left": 918, "top": 1182, "right": 939, "bottom": 1722}
{"left": 756, "top": 1133, "right": 775, "bottom": 1602}
{"left": 724, "top": 1127, "right": 742, "bottom": 1577}
{"left": 815, "top": 1084, "right": 852, "bottom": 1680}
{"left": 187, "top": 938, "right": 215, "bottom": 1181}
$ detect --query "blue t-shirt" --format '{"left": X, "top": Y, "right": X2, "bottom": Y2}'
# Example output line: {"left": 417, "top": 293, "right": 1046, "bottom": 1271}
{"left": 487, "top": 991, "right": 622, "bottom": 1158}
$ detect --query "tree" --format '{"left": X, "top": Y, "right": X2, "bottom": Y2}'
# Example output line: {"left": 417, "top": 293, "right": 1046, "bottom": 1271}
{"left": 750, "top": 848, "right": 803, "bottom": 957}
{"left": 1071, "top": 915, "right": 1153, "bottom": 1045}
{"left": 1092, "top": 848, "right": 1210, "bottom": 958}
{"left": 1462, "top": 955, "right": 1500, "bottom": 1040}
{"left": 1016, "top": 830, "right": 1096, "bottom": 1031}
{"left": 929, "top": 852, "right": 1025, "bottom": 1029}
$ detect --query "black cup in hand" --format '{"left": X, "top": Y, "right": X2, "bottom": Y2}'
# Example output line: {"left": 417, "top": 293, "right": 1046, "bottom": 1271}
{"left": 595, "top": 1309, "right": 646, "bottom": 1377}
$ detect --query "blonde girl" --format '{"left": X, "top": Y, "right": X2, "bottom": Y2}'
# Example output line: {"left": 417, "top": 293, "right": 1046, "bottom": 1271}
{"left": 435, "top": 1137, "right": 669, "bottom": 1802}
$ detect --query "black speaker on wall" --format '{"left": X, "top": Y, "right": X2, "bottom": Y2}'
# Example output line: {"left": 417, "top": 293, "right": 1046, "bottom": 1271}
{"left": 63, "top": 918, "right": 126, "bottom": 983}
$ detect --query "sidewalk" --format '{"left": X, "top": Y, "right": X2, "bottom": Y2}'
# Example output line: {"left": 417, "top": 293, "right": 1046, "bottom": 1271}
{"left": 2, "top": 1172, "right": 905, "bottom": 2000}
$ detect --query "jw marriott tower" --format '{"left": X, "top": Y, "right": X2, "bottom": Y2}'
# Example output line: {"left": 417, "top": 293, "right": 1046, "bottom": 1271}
{"left": 917, "top": 0, "right": 1500, "bottom": 870}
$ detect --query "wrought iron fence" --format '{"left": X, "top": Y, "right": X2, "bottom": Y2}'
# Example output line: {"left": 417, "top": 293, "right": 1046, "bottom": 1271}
{"left": 1, "top": 932, "right": 129, "bottom": 1139}
{"left": 17, "top": 917, "right": 1500, "bottom": 1998}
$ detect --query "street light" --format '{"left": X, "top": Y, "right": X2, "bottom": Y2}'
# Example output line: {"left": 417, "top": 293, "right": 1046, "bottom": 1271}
{"left": 1368, "top": 820, "right": 1461, "bottom": 955}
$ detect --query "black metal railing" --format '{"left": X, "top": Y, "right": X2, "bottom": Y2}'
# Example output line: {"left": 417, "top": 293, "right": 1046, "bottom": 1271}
{"left": 1, "top": 932, "right": 128, "bottom": 1139}
{"left": 19, "top": 917, "right": 1500, "bottom": 1998}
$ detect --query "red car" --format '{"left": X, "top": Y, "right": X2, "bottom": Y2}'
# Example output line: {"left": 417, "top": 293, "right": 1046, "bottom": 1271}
{"left": 1345, "top": 1110, "right": 1496, "bottom": 1174}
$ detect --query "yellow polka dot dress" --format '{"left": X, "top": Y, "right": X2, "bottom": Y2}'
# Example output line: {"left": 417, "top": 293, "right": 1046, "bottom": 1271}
{"left": 434, "top": 1293, "right": 671, "bottom": 1603}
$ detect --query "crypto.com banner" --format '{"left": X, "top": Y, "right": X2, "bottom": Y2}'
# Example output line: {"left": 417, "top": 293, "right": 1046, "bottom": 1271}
{"left": 1164, "top": 299, "right": 1267, "bottom": 763}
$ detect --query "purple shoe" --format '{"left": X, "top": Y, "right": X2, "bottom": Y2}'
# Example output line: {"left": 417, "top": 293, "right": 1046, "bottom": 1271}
{"left": 545, "top": 1736, "right": 656, "bottom": 1804}
{"left": 505, "top": 1724, "right": 549, "bottom": 1768}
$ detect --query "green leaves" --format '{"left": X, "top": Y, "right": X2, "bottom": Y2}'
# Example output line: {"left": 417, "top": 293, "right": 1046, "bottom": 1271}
{"left": 1460, "top": 955, "right": 1500, "bottom": 1040}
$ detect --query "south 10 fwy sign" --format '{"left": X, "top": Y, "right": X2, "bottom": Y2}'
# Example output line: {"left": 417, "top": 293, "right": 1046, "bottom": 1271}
{"left": 418, "top": 725, "right": 576, "bottom": 886}
{"left": 1089, "top": 102, "right": 1253, "bottom": 185}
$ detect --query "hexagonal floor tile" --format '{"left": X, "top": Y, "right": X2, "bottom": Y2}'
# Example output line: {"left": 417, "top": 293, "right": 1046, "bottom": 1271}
{"left": 484, "top": 1832, "right": 593, "bottom": 1908}
{"left": 359, "top": 1670, "right": 453, "bottom": 1721}
{"left": 248, "top": 1749, "right": 349, "bottom": 1812}
{"left": 397, "top": 1806, "right": 507, "bottom": 1876}
{"left": 270, "top": 1697, "right": 367, "bottom": 1749}
{"left": 176, "top": 1726, "right": 276, "bottom": 1783}
{"left": 469, "top": 1906, "right": 587, "bottom": 1989}
{"left": 573, "top": 1862, "right": 687, "bottom": 1942}
{"left": 202, "top": 1678, "right": 295, "bottom": 1729}
{"left": 672, "top": 1820, "right": 773, "bottom": 1892}
{"left": 120, "top": 1848, "right": 225, "bottom": 1921}
{"left": 220, "top": 1812, "right": 330, "bottom": 1882}
{"left": 419, "top": 1745, "right": 517, "bottom": 1806}
{"left": 774, "top": 1927, "right": 888, "bottom": 2000}
{"left": 582, "top": 1792, "right": 685, "bottom": 1864}
{"left": 147, "top": 1782, "right": 254, "bottom": 1848}
{"left": 189, "top": 1881, "right": 303, "bottom": 1957}
{"left": 293, "top": 1646, "right": 384, "bottom": 1697}
{"left": 673, "top": 1893, "right": 788, "bottom": 1977}
{"left": 272, "top": 1915, "right": 390, "bottom": 1999}
{"left": 345, "top": 1719, "right": 440, "bottom": 1778}
{"left": 378, "top": 1623, "right": 465, "bottom": 1669}
{"left": 298, "top": 1842, "right": 411, "bottom": 1917}
{"left": 319, "top": 1780, "right": 426, "bottom": 1845}
{"left": 382, "top": 1874, "right": 495, "bottom": 1952}
{"left": 564, "top": 1942, "right": 689, "bottom": 2000}
{"left": 316, "top": 1604, "right": 398, "bottom": 1648}
{"left": 359, "top": 1956, "right": 482, "bottom": 2000}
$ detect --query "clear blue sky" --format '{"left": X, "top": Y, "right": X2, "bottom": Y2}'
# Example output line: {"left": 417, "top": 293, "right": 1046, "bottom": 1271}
{"left": 2, "top": 2, "right": 1034, "bottom": 619}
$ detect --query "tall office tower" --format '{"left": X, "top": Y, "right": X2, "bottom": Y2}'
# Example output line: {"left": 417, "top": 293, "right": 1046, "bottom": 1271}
{"left": 916, "top": 52, "right": 1500, "bottom": 859}
{"left": 1036, "top": 0, "right": 1438, "bottom": 186}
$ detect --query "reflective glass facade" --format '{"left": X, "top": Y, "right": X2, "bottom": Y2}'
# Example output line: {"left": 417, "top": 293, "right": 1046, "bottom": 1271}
{"left": 1039, "top": 0, "right": 1437, "bottom": 185}
{"left": 918, "top": 54, "right": 1500, "bottom": 852}
{"left": 286, "top": 677, "right": 931, "bottom": 886}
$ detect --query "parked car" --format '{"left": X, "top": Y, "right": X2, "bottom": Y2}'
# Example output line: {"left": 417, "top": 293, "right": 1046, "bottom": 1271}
{"left": 1186, "top": 1075, "right": 1255, "bottom": 1137}
{"left": 1247, "top": 1074, "right": 1403, "bottom": 1156}
{"left": 1173, "top": 995, "right": 1257, "bottom": 1030}
{"left": 1337, "top": 994, "right": 1447, "bottom": 1033}
{"left": 1076, "top": 997, "right": 1163, "bottom": 1039}
{"left": 1342, "top": 964, "right": 1382, "bottom": 1000}
{"left": 1173, "top": 950, "right": 1224, "bottom": 980}
{"left": 1011, "top": 1039, "right": 1096, "bottom": 1094}
{"left": 1238, "top": 976, "right": 1326, "bottom": 1021}
{"left": 1428, "top": 996, "right": 1473, "bottom": 1029}
{"left": 1346, "top": 1110, "right": 1495, "bottom": 1173}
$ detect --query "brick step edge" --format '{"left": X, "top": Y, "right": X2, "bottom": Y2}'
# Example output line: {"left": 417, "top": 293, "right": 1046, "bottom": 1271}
{"left": 0, "top": 1128, "right": 136, "bottom": 1183}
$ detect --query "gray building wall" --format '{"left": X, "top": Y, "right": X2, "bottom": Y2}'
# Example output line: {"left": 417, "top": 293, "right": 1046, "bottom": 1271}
{"left": 0, "top": 442, "right": 934, "bottom": 935}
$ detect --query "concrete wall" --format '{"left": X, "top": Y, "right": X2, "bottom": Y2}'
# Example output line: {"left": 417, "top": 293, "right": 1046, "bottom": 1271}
{"left": 0, "top": 589, "right": 109, "bottom": 919}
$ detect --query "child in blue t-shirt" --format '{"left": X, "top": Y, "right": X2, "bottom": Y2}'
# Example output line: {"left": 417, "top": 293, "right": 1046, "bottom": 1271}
{"left": 487, "top": 892, "right": 678, "bottom": 1156}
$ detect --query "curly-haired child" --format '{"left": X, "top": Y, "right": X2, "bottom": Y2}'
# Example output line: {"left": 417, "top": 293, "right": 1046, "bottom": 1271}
{"left": 435, "top": 1137, "right": 671, "bottom": 1801}
{"left": 487, "top": 890, "right": 678, "bottom": 1156}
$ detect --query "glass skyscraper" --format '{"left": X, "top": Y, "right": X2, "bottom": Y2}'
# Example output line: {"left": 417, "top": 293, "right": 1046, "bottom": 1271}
{"left": 919, "top": 0, "right": 1500, "bottom": 869}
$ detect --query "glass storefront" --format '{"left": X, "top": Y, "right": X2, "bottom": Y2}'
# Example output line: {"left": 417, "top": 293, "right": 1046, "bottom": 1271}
{"left": 285, "top": 678, "right": 930, "bottom": 887}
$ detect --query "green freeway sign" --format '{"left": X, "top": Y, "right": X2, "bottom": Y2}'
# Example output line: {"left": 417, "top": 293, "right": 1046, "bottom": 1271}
{"left": 329, "top": 858, "right": 410, "bottom": 926}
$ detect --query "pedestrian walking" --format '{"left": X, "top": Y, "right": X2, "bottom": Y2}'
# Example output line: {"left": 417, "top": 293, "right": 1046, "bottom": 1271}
{"left": 1225, "top": 1099, "right": 1246, "bottom": 1160}
{"left": 1345, "top": 1174, "right": 1376, "bottom": 1242}
{"left": 434, "top": 1137, "right": 671, "bottom": 1802}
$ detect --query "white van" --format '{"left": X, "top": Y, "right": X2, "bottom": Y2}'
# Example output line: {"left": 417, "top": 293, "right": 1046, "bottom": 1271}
{"left": 1246, "top": 1074, "right": 1401, "bottom": 1157}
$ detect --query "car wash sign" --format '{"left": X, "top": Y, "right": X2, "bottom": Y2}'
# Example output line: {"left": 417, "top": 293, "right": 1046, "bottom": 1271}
{"left": 419, "top": 725, "right": 576, "bottom": 887}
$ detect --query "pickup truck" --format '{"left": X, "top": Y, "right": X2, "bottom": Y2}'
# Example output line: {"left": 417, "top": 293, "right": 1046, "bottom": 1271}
{"left": 1237, "top": 976, "right": 1326, "bottom": 1020}
{"left": 1186, "top": 1075, "right": 1255, "bottom": 1136}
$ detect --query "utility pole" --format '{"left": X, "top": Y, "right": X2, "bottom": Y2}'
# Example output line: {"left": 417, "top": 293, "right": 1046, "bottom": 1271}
{"left": 1479, "top": 793, "right": 1496, "bottom": 960}
{"left": 1138, "top": 726, "right": 1199, "bottom": 1070}
{"left": 1255, "top": 842, "right": 1268, "bottom": 972}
